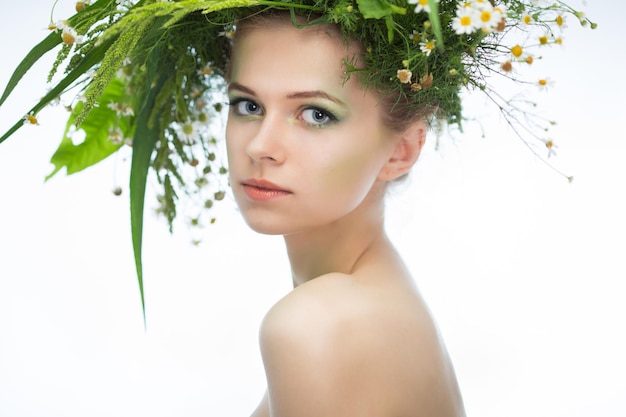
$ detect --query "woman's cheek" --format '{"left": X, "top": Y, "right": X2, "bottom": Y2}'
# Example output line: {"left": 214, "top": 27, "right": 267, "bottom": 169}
{"left": 316, "top": 151, "right": 380, "bottom": 199}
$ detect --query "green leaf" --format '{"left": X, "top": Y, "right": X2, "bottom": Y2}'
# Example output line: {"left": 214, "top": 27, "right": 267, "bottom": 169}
{"left": 0, "top": 32, "right": 61, "bottom": 108}
{"left": 46, "top": 78, "right": 130, "bottom": 180}
{"left": 356, "top": 0, "right": 405, "bottom": 43}
{"left": 357, "top": 0, "right": 405, "bottom": 19}
{"left": 0, "top": 37, "right": 116, "bottom": 145}
{"left": 385, "top": 15, "right": 395, "bottom": 43}
{"left": 0, "top": 0, "right": 116, "bottom": 110}
{"left": 129, "top": 74, "right": 168, "bottom": 323}
{"left": 427, "top": 0, "right": 444, "bottom": 49}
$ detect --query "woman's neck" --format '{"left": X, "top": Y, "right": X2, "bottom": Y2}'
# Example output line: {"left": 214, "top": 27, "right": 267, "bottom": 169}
{"left": 284, "top": 185, "right": 389, "bottom": 288}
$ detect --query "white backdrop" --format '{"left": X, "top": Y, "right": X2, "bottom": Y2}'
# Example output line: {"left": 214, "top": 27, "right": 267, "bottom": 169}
{"left": 0, "top": 1, "right": 624, "bottom": 417}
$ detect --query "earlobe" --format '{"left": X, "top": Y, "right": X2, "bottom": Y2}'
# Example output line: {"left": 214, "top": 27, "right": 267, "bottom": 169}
{"left": 378, "top": 121, "right": 427, "bottom": 181}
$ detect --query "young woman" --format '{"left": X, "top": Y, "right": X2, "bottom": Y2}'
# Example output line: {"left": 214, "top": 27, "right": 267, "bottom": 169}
{"left": 0, "top": 1, "right": 592, "bottom": 416}
{"left": 226, "top": 13, "right": 464, "bottom": 417}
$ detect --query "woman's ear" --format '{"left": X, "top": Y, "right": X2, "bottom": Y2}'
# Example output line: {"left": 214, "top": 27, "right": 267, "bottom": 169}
{"left": 378, "top": 120, "right": 427, "bottom": 181}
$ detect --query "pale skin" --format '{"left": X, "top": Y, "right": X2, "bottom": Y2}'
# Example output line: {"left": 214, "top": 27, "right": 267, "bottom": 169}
{"left": 225, "top": 18, "right": 465, "bottom": 417}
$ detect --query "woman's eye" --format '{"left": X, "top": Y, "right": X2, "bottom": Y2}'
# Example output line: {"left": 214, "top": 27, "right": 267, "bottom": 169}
{"left": 232, "top": 99, "right": 263, "bottom": 116}
{"left": 301, "top": 108, "right": 335, "bottom": 126}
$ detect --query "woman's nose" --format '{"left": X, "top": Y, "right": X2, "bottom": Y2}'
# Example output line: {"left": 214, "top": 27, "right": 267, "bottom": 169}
{"left": 246, "top": 113, "right": 287, "bottom": 164}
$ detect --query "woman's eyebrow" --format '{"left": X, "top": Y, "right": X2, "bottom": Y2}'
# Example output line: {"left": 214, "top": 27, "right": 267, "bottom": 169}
{"left": 228, "top": 82, "right": 255, "bottom": 96}
{"left": 228, "top": 82, "right": 345, "bottom": 106}
{"left": 286, "top": 91, "right": 346, "bottom": 106}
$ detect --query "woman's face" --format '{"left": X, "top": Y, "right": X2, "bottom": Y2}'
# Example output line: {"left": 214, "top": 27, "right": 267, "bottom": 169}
{"left": 225, "top": 21, "right": 398, "bottom": 235}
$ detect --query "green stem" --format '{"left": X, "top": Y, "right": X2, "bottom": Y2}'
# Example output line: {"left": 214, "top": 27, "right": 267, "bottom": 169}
{"left": 257, "top": 0, "right": 318, "bottom": 10}
{"left": 427, "top": 0, "right": 443, "bottom": 49}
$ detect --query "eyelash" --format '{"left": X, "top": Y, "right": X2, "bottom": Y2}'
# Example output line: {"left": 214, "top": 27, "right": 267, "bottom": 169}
{"left": 228, "top": 98, "right": 262, "bottom": 116}
{"left": 228, "top": 98, "right": 339, "bottom": 128}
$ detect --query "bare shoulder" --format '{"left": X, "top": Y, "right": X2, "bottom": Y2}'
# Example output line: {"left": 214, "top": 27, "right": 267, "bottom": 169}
{"left": 259, "top": 273, "right": 465, "bottom": 417}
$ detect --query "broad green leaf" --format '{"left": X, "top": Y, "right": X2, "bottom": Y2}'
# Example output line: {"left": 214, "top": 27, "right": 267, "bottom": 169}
{"left": 357, "top": 0, "right": 405, "bottom": 19}
{"left": 46, "top": 78, "right": 130, "bottom": 180}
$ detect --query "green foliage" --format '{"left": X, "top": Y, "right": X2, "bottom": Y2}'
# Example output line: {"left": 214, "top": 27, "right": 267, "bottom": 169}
{"left": 0, "top": 32, "right": 61, "bottom": 109}
{"left": 0, "top": 0, "right": 596, "bottom": 318}
{"left": 47, "top": 78, "right": 130, "bottom": 179}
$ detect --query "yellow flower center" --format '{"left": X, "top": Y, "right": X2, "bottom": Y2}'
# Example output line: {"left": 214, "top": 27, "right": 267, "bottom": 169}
{"left": 538, "top": 79, "right": 547, "bottom": 86}
{"left": 75, "top": 1, "right": 89, "bottom": 12}
{"left": 26, "top": 115, "right": 38, "bottom": 124}
{"left": 556, "top": 15, "right": 564, "bottom": 26}
{"left": 481, "top": 11, "right": 492, "bottom": 23}
{"left": 182, "top": 123, "right": 194, "bottom": 135}
{"left": 523, "top": 15, "right": 532, "bottom": 25}
{"left": 62, "top": 32, "right": 76, "bottom": 45}
{"left": 511, "top": 45, "right": 523, "bottom": 57}
{"left": 198, "top": 113, "right": 210, "bottom": 123}
{"left": 461, "top": 16, "right": 472, "bottom": 26}
{"left": 539, "top": 35, "right": 548, "bottom": 45}
{"left": 418, "top": 0, "right": 428, "bottom": 5}
{"left": 526, "top": 55, "right": 534, "bottom": 65}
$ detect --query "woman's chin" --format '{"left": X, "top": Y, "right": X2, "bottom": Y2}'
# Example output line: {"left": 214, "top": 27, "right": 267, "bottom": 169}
{"left": 241, "top": 216, "right": 290, "bottom": 236}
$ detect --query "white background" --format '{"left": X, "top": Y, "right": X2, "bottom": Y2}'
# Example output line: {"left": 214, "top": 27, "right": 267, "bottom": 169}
{"left": 0, "top": 1, "right": 624, "bottom": 416}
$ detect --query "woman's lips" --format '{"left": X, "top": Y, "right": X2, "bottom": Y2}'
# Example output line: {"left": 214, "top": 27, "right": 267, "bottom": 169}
{"left": 241, "top": 179, "right": 292, "bottom": 201}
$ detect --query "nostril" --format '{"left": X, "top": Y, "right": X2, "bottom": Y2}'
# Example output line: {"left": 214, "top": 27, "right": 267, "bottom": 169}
{"left": 245, "top": 126, "right": 286, "bottom": 164}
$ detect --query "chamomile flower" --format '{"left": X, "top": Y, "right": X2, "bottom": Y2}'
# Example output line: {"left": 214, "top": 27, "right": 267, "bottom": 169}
{"left": 196, "top": 110, "right": 212, "bottom": 124}
{"left": 61, "top": 26, "right": 84, "bottom": 45}
{"left": 48, "top": 20, "right": 68, "bottom": 31}
{"left": 470, "top": 0, "right": 491, "bottom": 11}
{"left": 408, "top": 0, "right": 439, "bottom": 14}
{"left": 175, "top": 119, "right": 203, "bottom": 144}
{"left": 522, "top": 14, "right": 533, "bottom": 25}
{"left": 476, "top": 5, "right": 502, "bottom": 33}
{"left": 198, "top": 63, "right": 214, "bottom": 76}
{"left": 75, "top": 1, "right": 91, "bottom": 12}
{"left": 419, "top": 40, "right": 436, "bottom": 56}
{"left": 219, "top": 27, "right": 235, "bottom": 39}
{"left": 452, "top": 5, "right": 480, "bottom": 35}
{"left": 543, "top": 139, "right": 557, "bottom": 157}
{"left": 537, "top": 78, "right": 554, "bottom": 90}
{"left": 510, "top": 44, "right": 523, "bottom": 58}
{"left": 555, "top": 14, "right": 567, "bottom": 30}
{"left": 23, "top": 112, "right": 39, "bottom": 125}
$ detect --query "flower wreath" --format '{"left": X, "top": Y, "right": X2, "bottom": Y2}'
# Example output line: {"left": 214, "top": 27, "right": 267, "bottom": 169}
{"left": 0, "top": 0, "right": 595, "bottom": 313}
